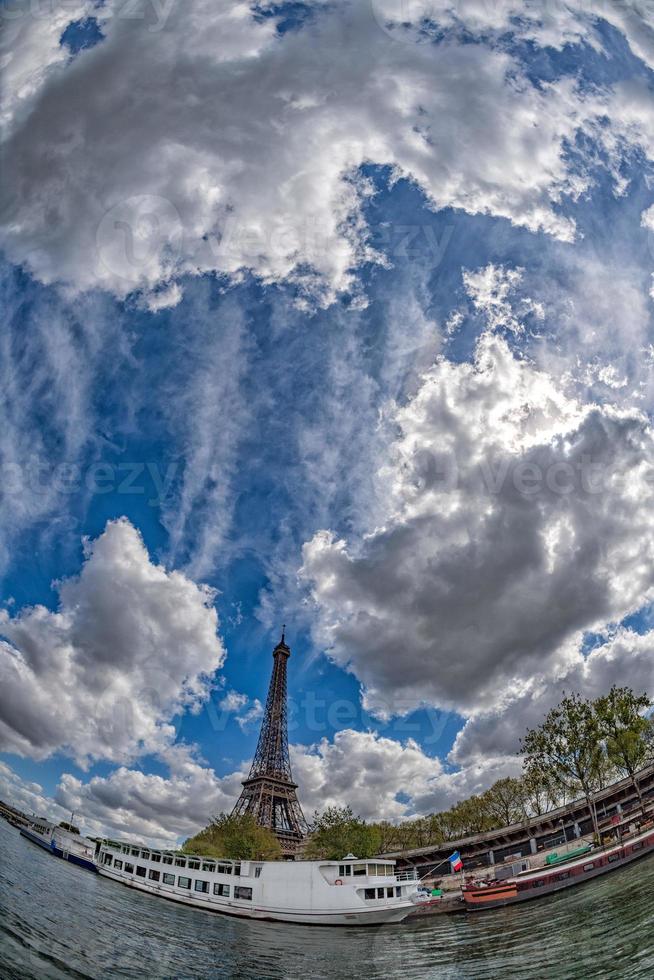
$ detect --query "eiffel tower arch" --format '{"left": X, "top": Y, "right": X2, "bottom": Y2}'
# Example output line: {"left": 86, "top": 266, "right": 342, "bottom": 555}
{"left": 231, "top": 629, "right": 308, "bottom": 856}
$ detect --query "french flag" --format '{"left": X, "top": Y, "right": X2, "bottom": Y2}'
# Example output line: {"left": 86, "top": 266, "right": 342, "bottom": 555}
{"left": 449, "top": 851, "right": 463, "bottom": 872}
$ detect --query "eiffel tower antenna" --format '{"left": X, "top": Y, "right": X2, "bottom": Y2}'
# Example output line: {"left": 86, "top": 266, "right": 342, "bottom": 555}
{"left": 231, "top": 629, "right": 307, "bottom": 856}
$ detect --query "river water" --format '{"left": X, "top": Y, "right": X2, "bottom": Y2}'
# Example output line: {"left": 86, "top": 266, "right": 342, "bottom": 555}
{"left": 2, "top": 818, "right": 653, "bottom": 979}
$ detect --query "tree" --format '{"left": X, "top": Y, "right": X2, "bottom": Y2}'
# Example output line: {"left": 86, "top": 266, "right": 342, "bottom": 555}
{"left": 481, "top": 777, "right": 527, "bottom": 827}
{"left": 304, "top": 805, "right": 382, "bottom": 860}
{"left": 183, "top": 813, "right": 282, "bottom": 861}
{"left": 521, "top": 767, "right": 560, "bottom": 817}
{"left": 443, "top": 795, "right": 495, "bottom": 838}
{"left": 594, "top": 686, "right": 653, "bottom": 815}
{"left": 521, "top": 692, "right": 605, "bottom": 840}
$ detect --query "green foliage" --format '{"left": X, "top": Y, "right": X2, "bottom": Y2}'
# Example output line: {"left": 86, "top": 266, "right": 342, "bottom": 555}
{"left": 304, "top": 805, "right": 382, "bottom": 860}
{"left": 58, "top": 821, "right": 80, "bottom": 835}
{"left": 594, "top": 685, "right": 653, "bottom": 809}
{"left": 183, "top": 812, "right": 283, "bottom": 861}
{"left": 480, "top": 777, "right": 528, "bottom": 828}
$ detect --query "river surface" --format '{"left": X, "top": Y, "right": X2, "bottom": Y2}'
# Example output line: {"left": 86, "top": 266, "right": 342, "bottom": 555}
{"left": 2, "top": 819, "right": 653, "bottom": 979}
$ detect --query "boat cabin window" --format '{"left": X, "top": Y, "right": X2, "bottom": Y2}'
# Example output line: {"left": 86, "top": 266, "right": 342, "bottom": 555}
{"left": 583, "top": 863, "right": 595, "bottom": 872}
{"left": 364, "top": 888, "right": 376, "bottom": 900}
{"left": 377, "top": 888, "right": 385, "bottom": 899}
{"left": 608, "top": 854, "right": 620, "bottom": 863}
{"left": 234, "top": 864, "right": 241, "bottom": 876}
{"left": 151, "top": 853, "right": 161, "bottom": 863}
{"left": 254, "top": 867, "right": 262, "bottom": 878}
{"left": 368, "top": 863, "right": 392, "bottom": 876}
{"left": 386, "top": 887, "right": 394, "bottom": 898}
{"left": 395, "top": 887, "right": 401, "bottom": 897}
{"left": 533, "top": 880, "right": 545, "bottom": 888}
{"left": 214, "top": 883, "right": 230, "bottom": 897}
{"left": 632, "top": 842, "right": 643, "bottom": 851}
{"left": 162, "top": 856, "right": 173, "bottom": 865}
{"left": 202, "top": 862, "right": 215, "bottom": 872}
{"left": 353, "top": 864, "right": 367, "bottom": 876}
{"left": 103, "top": 853, "right": 113, "bottom": 866}
{"left": 194, "top": 880, "right": 209, "bottom": 893}
{"left": 148, "top": 869, "right": 160, "bottom": 881}
{"left": 131, "top": 848, "right": 140, "bottom": 857}
{"left": 114, "top": 860, "right": 123, "bottom": 871}
{"left": 234, "top": 886, "right": 252, "bottom": 900}
{"left": 122, "top": 845, "right": 130, "bottom": 854}
{"left": 136, "top": 866, "right": 147, "bottom": 878}
{"left": 141, "top": 851, "right": 150, "bottom": 860}
{"left": 124, "top": 863, "right": 134, "bottom": 874}
{"left": 556, "top": 872, "right": 570, "bottom": 881}
{"left": 217, "top": 863, "right": 232, "bottom": 875}
{"left": 178, "top": 876, "right": 191, "bottom": 889}
{"left": 338, "top": 865, "right": 352, "bottom": 877}
{"left": 163, "top": 873, "right": 175, "bottom": 885}
{"left": 188, "top": 860, "right": 200, "bottom": 870}
{"left": 175, "top": 858, "right": 186, "bottom": 867}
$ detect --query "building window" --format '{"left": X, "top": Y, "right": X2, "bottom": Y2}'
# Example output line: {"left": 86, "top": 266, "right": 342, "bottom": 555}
{"left": 151, "top": 854, "right": 161, "bottom": 863}
{"left": 217, "top": 863, "right": 232, "bottom": 875}
{"left": 124, "top": 863, "right": 134, "bottom": 874}
{"left": 364, "top": 888, "right": 376, "bottom": 900}
{"left": 178, "top": 876, "right": 191, "bottom": 889}
{"left": 136, "top": 866, "right": 147, "bottom": 878}
{"left": 234, "top": 886, "right": 252, "bottom": 900}
{"left": 175, "top": 858, "right": 186, "bottom": 867}
{"left": 194, "top": 880, "right": 209, "bottom": 893}
{"left": 148, "top": 870, "right": 160, "bottom": 882}
{"left": 114, "top": 860, "right": 123, "bottom": 871}
{"left": 214, "top": 883, "right": 230, "bottom": 897}
{"left": 162, "top": 873, "right": 175, "bottom": 886}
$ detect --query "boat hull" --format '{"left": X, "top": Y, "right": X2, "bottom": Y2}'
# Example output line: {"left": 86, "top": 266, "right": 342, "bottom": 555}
{"left": 464, "top": 826, "right": 654, "bottom": 911}
{"left": 20, "top": 827, "right": 98, "bottom": 873}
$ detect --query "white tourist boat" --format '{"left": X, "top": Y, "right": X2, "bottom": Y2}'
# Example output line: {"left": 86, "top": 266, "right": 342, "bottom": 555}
{"left": 96, "top": 840, "right": 421, "bottom": 925}
{"left": 20, "top": 817, "right": 97, "bottom": 872}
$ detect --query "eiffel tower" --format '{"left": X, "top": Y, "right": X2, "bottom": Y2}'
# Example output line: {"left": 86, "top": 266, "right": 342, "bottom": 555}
{"left": 231, "top": 628, "right": 308, "bottom": 856}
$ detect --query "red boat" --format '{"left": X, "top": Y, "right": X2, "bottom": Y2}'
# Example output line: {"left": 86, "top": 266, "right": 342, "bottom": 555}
{"left": 462, "top": 824, "right": 654, "bottom": 911}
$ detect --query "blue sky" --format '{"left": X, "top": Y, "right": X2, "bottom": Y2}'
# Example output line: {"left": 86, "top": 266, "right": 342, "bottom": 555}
{"left": 3, "top": 1, "right": 654, "bottom": 844}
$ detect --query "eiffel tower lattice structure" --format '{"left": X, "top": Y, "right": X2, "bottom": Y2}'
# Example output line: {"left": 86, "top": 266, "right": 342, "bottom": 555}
{"left": 231, "top": 629, "right": 308, "bottom": 856}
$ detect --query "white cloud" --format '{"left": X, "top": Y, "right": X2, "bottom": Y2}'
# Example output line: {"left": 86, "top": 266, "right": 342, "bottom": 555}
{"left": 0, "top": 518, "right": 225, "bottom": 766}
{"left": 301, "top": 310, "right": 654, "bottom": 717}
{"left": 218, "top": 689, "right": 263, "bottom": 731}
{"left": 1, "top": 0, "right": 628, "bottom": 306}
{"left": 53, "top": 745, "right": 246, "bottom": 847}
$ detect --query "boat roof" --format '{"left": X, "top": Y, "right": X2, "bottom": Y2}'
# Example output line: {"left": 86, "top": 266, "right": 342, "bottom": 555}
{"left": 100, "top": 839, "right": 396, "bottom": 866}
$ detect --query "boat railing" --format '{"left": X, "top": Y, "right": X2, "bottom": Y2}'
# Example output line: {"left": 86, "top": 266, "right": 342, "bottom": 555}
{"left": 395, "top": 868, "right": 419, "bottom": 882}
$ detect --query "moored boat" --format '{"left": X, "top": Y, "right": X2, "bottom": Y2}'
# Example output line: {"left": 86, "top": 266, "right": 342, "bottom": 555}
{"left": 96, "top": 839, "right": 421, "bottom": 926}
{"left": 462, "top": 823, "right": 654, "bottom": 911}
{"left": 20, "top": 818, "right": 97, "bottom": 872}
